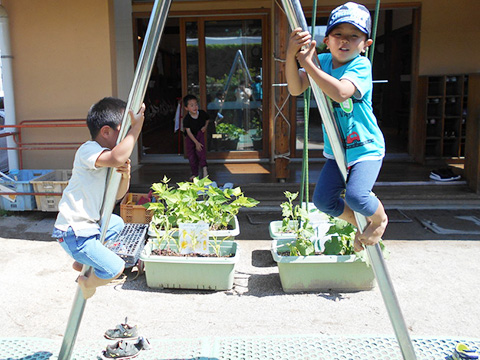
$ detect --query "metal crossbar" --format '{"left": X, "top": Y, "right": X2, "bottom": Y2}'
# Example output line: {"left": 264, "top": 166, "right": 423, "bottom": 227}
{"left": 280, "top": 1, "right": 417, "bottom": 359}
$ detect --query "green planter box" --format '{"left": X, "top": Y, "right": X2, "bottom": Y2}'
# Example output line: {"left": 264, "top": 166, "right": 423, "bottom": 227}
{"left": 140, "top": 240, "right": 238, "bottom": 290}
{"left": 271, "top": 238, "right": 375, "bottom": 293}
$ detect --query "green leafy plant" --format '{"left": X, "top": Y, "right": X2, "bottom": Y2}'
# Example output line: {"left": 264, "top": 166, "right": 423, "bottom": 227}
{"left": 279, "top": 191, "right": 316, "bottom": 256}
{"left": 216, "top": 122, "right": 246, "bottom": 140}
{"left": 277, "top": 191, "right": 387, "bottom": 260}
{"left": 323, "top": 217, "right": 357, "bottom": 255}
{"left": 251, "top": 117, "right": 262, "bottom": 140}
{"left": 145, "top": 176, "right": 259, "bottom": 254}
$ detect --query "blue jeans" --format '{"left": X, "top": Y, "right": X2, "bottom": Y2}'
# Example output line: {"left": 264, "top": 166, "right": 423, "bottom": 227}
{"left": 313, "top": 159, "right": 382, "bottom": 218}
{"left": 53, "top": 214, "right": 125, "bottom": 280}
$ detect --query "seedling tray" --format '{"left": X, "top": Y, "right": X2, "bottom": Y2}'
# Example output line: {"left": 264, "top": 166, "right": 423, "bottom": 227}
{"left": 107, "top": 223, "right": 148, "bottom": 268}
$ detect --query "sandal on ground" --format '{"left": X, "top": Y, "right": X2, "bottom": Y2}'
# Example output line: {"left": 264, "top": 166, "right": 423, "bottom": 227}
{"left": 100, "top": 336, "right": 151, "bottom": 360}
{"left": 446, "top": 343, "right": 480, "bottom": 360}
{"left": 104, "top": 317, "right": 139, "bottom": 340}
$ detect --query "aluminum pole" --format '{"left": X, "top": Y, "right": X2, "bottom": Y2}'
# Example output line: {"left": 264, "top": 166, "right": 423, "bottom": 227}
{"left": 280, "top": 1, "right": 417, "bottom": 359}
{"left": 58, "top": 1, "right": 172, "bottom": 358}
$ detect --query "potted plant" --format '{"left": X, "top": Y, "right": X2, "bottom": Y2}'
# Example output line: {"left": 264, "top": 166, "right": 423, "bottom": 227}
{"left": 270, "top": 191, "right": 387, "bottom": 293}
{"left": 140, "top": 176, "right": 259, "bottom": 290}
{"left": 215, "top": 122, "right": 246, "bottom": 150}
{"left": 250, "top": 116, "right": 263, "bottom": 151}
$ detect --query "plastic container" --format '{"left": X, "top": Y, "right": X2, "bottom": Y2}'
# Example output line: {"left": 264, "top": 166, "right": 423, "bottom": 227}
{"left": 30, "top": 170, "right": 72, "bottom": 212}
{"left": 140, "top": 240, "right": 238, "bottom": 290}
{"left": 0, "top": 169, "right": 52, "bottom": 211}
{"left": 271, "top": 238, "right": 375, "bottom": 292}
{"left": 120, "top": 193, "right": 153, "bottom": 224}
{"left": 107, "top": 223, "right": 148, "bottom": 268}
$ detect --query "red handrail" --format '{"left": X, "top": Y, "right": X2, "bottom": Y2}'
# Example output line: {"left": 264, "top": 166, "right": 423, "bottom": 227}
{"left": 0, "top": 119, "right": 86, "bottom": 168}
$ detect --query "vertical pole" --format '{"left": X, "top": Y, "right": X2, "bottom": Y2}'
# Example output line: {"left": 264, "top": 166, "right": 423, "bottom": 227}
{"left": 57, "top": 1, "right": 172, "bottom": 359}
{"left": 280, "top": 1, "right": 417, "bottom": 359}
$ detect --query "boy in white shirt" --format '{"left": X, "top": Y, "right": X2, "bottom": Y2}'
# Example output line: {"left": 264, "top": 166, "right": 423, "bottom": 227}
{"left": 52, "top": 97, "right": 145, "bottom": 299}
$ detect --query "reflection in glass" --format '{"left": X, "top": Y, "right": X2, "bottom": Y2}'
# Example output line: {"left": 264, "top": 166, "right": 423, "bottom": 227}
{"left": 204, "top": 19, "right": 263, "bottom": 152}
{"left": 186, "top": 22, "right": 199, "bottom": 97}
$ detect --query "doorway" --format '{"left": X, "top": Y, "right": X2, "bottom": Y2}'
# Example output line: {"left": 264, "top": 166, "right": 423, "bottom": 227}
{"left": 181, "top": 15, "right": 267, "bottom": 159}
{"left": 135, "top": 17, "right": 182, "bottom": 157}
{"left": 135, "top": 13, "right": 268, "bottom": 162}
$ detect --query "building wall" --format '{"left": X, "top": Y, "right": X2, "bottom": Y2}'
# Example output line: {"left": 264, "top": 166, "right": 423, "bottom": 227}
{"left": 2, "top": 0, "right": 116, "bottom": 168}
{"left": 1, "top": 0, "right": 479, "bottom": 169}
{"left": 416, "top": 0, "right": 479, "bottom": 75}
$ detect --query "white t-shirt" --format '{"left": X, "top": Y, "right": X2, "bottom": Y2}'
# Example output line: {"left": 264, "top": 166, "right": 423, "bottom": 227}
{"left": 54, "top": 140, "right": 109, "bottom": 236}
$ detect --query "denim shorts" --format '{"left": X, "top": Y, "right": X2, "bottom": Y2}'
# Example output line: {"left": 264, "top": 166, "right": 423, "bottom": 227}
{"left": 53, "top": 214, "right": 125, "bottom": 280}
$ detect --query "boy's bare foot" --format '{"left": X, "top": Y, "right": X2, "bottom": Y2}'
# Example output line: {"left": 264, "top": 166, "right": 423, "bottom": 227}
{"left": 72, "top": 261, "right": 83, "bottom": 272}
{"left": 355, "top": 217, "right": 388, "bottom": 250}
{"left": 77, "top": 275, "right": 96, "bottom": 299}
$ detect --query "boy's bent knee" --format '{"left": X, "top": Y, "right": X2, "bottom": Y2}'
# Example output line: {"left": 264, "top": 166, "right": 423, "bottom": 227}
{"left": 344, "top": 191, "right": 378, "bottom": 217}
{"left": 313, "top": 194, "right": 344, "bottom": 217}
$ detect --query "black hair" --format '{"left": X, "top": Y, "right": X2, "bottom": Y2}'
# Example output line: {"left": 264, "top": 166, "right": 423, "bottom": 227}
{"left": 183, "top": 94, "right": 197, "bottom": 107}
{"left": 86, "top": 97, "right": 126, "bottom": 139}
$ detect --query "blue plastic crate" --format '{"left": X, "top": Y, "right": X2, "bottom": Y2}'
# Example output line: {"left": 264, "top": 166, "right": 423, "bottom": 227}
{"left": 0, "top": 170, "right": 52, "bottom": 211}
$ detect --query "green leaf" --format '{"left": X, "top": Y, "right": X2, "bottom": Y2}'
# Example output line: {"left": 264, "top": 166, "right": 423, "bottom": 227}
{"left": 323, "top": 236, "right": 344, "bottom": 255}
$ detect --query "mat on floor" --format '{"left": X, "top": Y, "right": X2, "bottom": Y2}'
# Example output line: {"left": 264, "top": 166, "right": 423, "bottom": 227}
{"left": 2, "top": 334, "right": 479, "bottom": 359}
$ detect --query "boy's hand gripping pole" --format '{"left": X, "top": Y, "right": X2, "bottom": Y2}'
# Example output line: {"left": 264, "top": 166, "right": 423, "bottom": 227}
{"left": 57, "top": 0, "right": 172, "bottom": 359}
{"left": 280, "top": 1, "right": 417, "bottom": 359}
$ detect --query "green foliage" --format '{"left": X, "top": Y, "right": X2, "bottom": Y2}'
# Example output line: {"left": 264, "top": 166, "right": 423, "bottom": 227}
{"left": 277, "top": 191, "right": 388, "bottom": 261}
{"left": 279, "top": 191, "right": 316, "bottom": 256}
{"left": 251, "top": 116, "right": 262, "bottom": 139}
{"left": 146, "top": 176, "right": 259, "bottom": 253}
{"left": 323, "top": 217, "right": 357, "bottom": 255}
{"left": 216, "top": 123, "right": 247, "bottom": 140}
{"left": 0, "top": 209, "right": 11, "bottom": 217}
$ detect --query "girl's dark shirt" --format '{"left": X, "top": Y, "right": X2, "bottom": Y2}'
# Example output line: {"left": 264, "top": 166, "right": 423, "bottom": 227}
{"left": 183, "top": 110, "right": 209, "bottom": 136}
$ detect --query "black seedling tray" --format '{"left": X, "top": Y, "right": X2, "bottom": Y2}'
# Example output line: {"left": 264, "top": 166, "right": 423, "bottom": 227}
{"left": 107, "top": 223, "right": 148, "bottom": 268}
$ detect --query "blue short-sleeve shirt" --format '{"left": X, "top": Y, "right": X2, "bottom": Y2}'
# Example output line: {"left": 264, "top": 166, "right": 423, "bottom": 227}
{"left": 318, "top": 53, "right": 385, "bottom": 166}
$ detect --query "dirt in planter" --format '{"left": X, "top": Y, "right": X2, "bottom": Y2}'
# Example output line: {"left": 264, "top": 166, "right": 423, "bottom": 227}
{"left": 278, "top": 250, "right": 323, "bottom": 256}
{"left": 152, "top": 248, "right": 234, "bottom": 258}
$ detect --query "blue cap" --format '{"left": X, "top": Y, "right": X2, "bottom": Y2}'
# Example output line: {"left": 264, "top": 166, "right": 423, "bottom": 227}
{"left": 325, "top": 2, "right": 372, "bottom": 38}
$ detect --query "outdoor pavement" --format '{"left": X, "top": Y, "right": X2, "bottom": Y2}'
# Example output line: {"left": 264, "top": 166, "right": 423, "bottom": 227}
{"left": 1, "top": 200, "right": 480, "bottom": 359}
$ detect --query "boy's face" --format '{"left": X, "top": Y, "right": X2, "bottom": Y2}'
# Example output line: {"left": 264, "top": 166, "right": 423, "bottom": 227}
{"left": 185, "top": 99, "right": 198, "bottom": 115}
{"left": 323, "top": 23, "right": 373, "bottom": 68}
{"left": 104, "top": 124, "right": 121, "bottom": 149}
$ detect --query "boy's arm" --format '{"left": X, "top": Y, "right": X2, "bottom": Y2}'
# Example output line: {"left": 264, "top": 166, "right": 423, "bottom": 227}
{"left": 286, "top": 29, "right": 311, "bottom": 96}
{"left": 96, "top": 104, "right": 146, "bottom": 168}
{"left": 201, "top": 119, "right": 209, "bottom": 133}
{"left": 185, "top": 128, "right": 201, "bottom": 146}
{"left": 115, "top": 159, "right": 131, "bottom": 200}
{"left": 296, "top": 42, "right": 356, "bottom": 103}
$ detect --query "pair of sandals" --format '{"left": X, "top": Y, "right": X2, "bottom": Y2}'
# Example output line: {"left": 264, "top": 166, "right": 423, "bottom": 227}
{"left": 100, "top": 318, "right": 151, "bottom": 359}
{"left": 446, "top": 343, "right": 479, "bottom": 360}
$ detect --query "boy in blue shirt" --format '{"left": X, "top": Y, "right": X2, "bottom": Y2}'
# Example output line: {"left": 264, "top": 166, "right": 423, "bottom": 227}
{"left": 52, "top": 97, "right": 145, "bottom": 299}
{"left": 285, "top": 2, "right": 388, "bottom": 251}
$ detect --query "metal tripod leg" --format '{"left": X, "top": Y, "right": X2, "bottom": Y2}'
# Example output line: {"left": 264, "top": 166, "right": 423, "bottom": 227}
{"left": 280, "top": 1, "right": 417, "bottom": 359}
{"left": 57, "top": 1, "right": 172, "bottom": 358}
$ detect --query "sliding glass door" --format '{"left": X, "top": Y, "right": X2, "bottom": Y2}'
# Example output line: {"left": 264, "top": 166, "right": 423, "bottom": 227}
{"left": 183, "top": 15, "right": 266, "bottom": 156}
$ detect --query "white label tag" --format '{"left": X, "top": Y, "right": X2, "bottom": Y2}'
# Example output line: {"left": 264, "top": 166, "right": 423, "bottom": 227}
{"left": 178, "top": 222, "right": 209, "bottom": 254}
